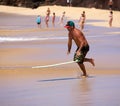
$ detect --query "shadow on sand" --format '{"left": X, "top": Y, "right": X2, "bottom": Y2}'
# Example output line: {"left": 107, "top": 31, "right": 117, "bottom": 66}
{"left": 38, "top": 76, "right": 94, "bottom": 82}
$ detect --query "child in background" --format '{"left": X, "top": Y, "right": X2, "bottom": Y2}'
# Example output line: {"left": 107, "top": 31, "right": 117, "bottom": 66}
{"left": 36, "top": 15, "right": 41, "bottom": 28}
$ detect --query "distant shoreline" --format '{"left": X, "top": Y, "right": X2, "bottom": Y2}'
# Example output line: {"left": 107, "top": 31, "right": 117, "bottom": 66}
{"left": 0, "top": 5, "right": 120, "bottom": 27}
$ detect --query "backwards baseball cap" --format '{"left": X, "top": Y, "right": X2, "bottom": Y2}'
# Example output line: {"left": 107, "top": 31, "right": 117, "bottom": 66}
{"left": 64, "top": 21, "right": 75, "bottom": 28}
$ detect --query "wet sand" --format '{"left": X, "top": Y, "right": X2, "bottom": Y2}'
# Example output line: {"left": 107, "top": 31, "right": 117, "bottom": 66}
{"left": 0, "top": 69, "right": 120, "bottom": 106}
{"left": 0, "top": 6, "right": 120, "bottom": 106}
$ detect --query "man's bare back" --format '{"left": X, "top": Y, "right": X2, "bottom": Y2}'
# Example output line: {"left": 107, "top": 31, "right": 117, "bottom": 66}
{"left": 68, "top": 28, "right": 88, "bottom": 52}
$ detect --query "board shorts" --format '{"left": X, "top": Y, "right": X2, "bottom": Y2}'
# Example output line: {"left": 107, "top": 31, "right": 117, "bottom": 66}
{"left": 73, "top": 44, "right": 89, "bottom": 64}
{"left": 37, "top": 22, "right": 41, "bottom": 24}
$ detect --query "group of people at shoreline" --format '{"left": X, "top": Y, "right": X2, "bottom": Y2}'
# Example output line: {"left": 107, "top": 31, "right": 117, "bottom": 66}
{"left": 36, "top": 2, "right": 114, "bottom": 30}
{"left": 36, "top": 7, "right": 86, "bottom": 30}
{"left": 78, "top": 0, "right": 114, "bottom": 29}
{"left": 36, "top": 7, "right": 66, "bottom": 28}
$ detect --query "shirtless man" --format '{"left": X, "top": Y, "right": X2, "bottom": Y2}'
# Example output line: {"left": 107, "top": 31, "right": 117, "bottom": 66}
{"left": 64, "top": 21, "right": 95, "bottom": 77}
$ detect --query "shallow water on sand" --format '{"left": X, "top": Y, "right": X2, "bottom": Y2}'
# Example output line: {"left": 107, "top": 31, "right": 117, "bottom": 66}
{"left": 0, "top": 72, "right": 120, "bottom": 106}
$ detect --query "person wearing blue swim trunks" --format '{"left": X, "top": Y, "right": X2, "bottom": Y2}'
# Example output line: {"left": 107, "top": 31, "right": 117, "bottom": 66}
{"left": 36, "top": 15, "right": 41, "bottom": 28}
{"left": 64, "top": 21, "right": 95, "bottom": 77}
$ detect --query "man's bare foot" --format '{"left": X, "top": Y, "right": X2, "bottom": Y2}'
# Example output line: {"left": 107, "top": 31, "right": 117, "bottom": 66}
{"left": 81, "top": 74, "right": 89, "bottom": 78}
{"left": 90, "top": 59, "right": 95, "bottom": 66}
{"left": 77, "top": 74, "right": 88, "bottom": 78}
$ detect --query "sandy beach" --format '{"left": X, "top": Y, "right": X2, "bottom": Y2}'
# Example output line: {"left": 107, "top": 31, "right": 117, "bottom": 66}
{"left": 0, "top": 5, "right": 120, "bottom": 106}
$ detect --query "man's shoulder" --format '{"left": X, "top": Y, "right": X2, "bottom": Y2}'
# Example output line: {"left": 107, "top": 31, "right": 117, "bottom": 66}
{"left": 74, "top": 28, "right": 80, "bottom": 31}
{"left": 74, "top": 28, "right": 82, "bottom": 33}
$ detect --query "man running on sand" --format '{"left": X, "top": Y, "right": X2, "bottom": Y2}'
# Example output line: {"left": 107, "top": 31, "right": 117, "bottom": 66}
{"left": 64, "top": 21, "right": 95, "bottom": 77}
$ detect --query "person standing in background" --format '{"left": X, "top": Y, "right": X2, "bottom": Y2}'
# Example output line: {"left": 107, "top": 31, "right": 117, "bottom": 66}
{"left": 45, "top": 7, "right": 51, "bottom": 28}
{"left": 46, "top": 7, "right": 51, "bottom": 16}
{"left": 67, "top": 0, "right": 72, "bottom": 6}
{"left": 52, "top": 12, "right": 56, "bottom": 27}
{"left": 67, "top": 0, "right": 70, "bottom": 6}
{"left": 83, "top": 11, "right": 86, "bottom": 21}
{"left": 108, "top": 0, "right": 113, "bottom": 10}
{"left": 45, "top": 13, "right": 49, "bottom": 28}
{"left": 59, "top": 11, "right": 66, "bottom": 26}
{"left": 79, "top": 13, "right": 85, "bottom": 30}
{"left": 36, "top": 15, "right": 41, "bottom": 28}
{"left": 109, "top": 11, "right": 113, "bottom": 27}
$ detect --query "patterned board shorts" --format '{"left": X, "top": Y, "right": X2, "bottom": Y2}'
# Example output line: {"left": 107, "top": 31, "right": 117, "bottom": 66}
{"left": 73, "top": 45, "right": 89, "bottom": 63}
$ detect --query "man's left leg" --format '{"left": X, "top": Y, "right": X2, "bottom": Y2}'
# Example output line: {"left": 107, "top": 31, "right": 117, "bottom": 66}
{"left": 77, "top": 63, "right": 87, "bottom": 77}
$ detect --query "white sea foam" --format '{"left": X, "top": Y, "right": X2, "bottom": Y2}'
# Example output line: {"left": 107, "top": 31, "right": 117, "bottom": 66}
{"left": 0, "top": 37, "right": 67, "bottom": 42}
{"left": 0, "top": 34, "right": 118, "bottom": 42}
